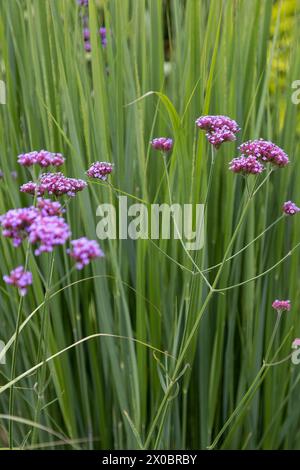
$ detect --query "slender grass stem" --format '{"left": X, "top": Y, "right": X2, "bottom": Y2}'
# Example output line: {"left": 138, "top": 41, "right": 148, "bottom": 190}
{"left": 8, "top": 240, "right": 32, "bottom": 449}
{"left": 162, "top": 153, "right": 212, "bottom": 291}
{"left": 144, "top": 189, "right": 254, "bottom": 449}
{"left": 31, "top": 251, "right": 55, "bottom": 445}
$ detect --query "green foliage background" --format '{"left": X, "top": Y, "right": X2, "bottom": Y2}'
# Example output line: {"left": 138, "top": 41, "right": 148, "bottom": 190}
{"left": 0, "top": 0, "right": 300, "bottom": 450}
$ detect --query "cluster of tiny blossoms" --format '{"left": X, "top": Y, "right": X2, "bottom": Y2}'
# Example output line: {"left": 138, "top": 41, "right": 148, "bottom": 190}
{"left": 18, "top": 150, "right": 65, "bottom": 168}
{"left": 83, "top": 27, "right": 107, "bottom": 52}
{"left": 0, "top": 207, "right": 39, "bottom": 247}
{"left": 3, "top": 266, "right": 33, "bottom": 297}
{"left": 150, "top": 138, "right": 173, "bottom": 153}
{"left": 196, "top": 115, "right": 298, "bottom": 330}
{"left": 21, "top": 172, "right": 87, "bottom": 197}
{"left": 68, "top": 237, "right": 104, "bottom": 269}
{"left": 229, "top": 155, "right": 264, "bottom": 175}
{"left": 272, "top": 300, "right": 291, "bottom": 312}
{"left": 79, "top": 0, "right": 107, "bottom": 51}
{"left": 86, "top": 162, "right": 113, "bottom": 181}
{"left": 239, "top": 139, "right": 289, "bottom": 167}
{"left": 2, "top": 150, "right": 106, "bottom": 296}
{"left": 283, "top": 201, "right": 300, "bottom": 216}
{"left": 196, "top": 115, "right": 240, "bottom": 148}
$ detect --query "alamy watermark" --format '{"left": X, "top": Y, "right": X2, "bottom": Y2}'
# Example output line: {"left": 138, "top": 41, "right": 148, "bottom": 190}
{"left": 291, "top": 80, "right": 300, "bottom": 104}
{"left": 96, "top": 197, "right": 205, "bottom": 250}
{"left": 291, "top": 340, "right": 300, "bottom": 365}
{"left": 0, "top": 80, "right": 5, "bottom": 105}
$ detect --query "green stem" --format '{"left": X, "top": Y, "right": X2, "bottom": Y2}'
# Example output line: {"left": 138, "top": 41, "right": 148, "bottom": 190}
{"left": 8, "top": 241, "right": 32, "bottom": 449}
{"left": 207, "top": 309, "right": 285, "bottom": 450}
{"left": 144, "top": 190, "right": 253, "bottom": 449}
{"left": 162, "top": 154, "right": 212, "bottom": 291}
{"left": 31, "top": 251, "right": 55, "bottom": 445}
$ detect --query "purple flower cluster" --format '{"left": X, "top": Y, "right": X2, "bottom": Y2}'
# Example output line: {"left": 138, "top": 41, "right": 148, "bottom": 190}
{"left": 229, "top": 138, "right": 289, "bottom": 176}
{"left": 0, "top": 207, "right": 39, "bottom": 247}
{"left": 283, "top": 201, "right": 300, "bottom": 216}
{"left": 68, "top": 237, "right": 104, "bottom": 269}
{"left": 2, "top": 144, "right": 105, "bottom": 295}
{"left": 82, "top": 24, "right": 107, "bottom": 51}
{"left": 150, "top": 137, "right": 173, "bottom": 153}
{"left": 21, "top": 172, "right": 87, "bottom": 197}
{"left": 229, "top": 155, "right": 264, "bottom": 175}
{"left": 272, "top": 300, "right": 291, "bottom": 312}
{"left": 99, "top": 27, "right": 107, "bottom": 47}
{"left": 86, "top": 161, "right": 113, "bottom": 181}
{"left": 28, "top": 215, "right": 71, "bottom": 256}
{"left": 196, "top": 115, "right": 240, "bottom": 148}
{"left": 18, "top": 150, "right": 65, "bottom": 168}
{"left": 77, "top": 0, "right": 89, "bottom": 6}
{"left": 239, "top": 139, "right": 289, "bottom": 167}
{"left": 37, "top": 198, "right": 64, "bottom": 217}
{"left": 3, "top": 266, "right": 33, "bottom": 296}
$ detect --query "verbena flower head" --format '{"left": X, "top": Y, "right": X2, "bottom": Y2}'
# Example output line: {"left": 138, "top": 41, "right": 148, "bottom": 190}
{"left": 3, "top": 266, "right": 33, "bottom": 296}
{"left": 239, "top": 139, "right": 289, "bottom": 167}
{"left": 83, "top": 28, "right": 90, "bottom": 41}
{"left": 20, "top": 181, "right": 43, "bottom": 196}
{"left": 37, "top": 198, "right": 64, "bottom": 217}
{"left": 0, "top": 207, "right": 38, "bottom": 247}
{"left": 20, "top": 173, "right": 87, "bottom": 197}
{"left": 283, "top": 201, "right": 300, "bottom": 216}
{"left": 229, "top": 155, "right": 264, "bottom": 175}
{"left": 86, "top": 162, "right": 113, "bottom": 181}
{"left": 28, "top": 215, "right": 71, "bottom": 255}
{"left": 68, "top": 237, "right": 104, "bottom": 269}
{"left": 84, "top": 41, "right": 91, "bottom": 52}
{"left": 99, "top": 27, "right": 107, "bottom": 47}
{"left": 17, "top": 150, "right": 65, "bottom": 168}
{"left": 150, "top": 137, "right": 173, "bottom": 153}
{"left": 195, "top": 115, "right": 240, "bottom": 148}
{"left": 272, "top": 300, "right": 291, "bottom": 312}
{"left": 77, "top": 0, "right": 89, "bottom": 6}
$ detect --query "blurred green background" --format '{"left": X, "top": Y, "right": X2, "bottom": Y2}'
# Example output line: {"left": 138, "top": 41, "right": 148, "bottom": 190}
{"left": 0, "top": 0, "right": 300, "bottom": 450}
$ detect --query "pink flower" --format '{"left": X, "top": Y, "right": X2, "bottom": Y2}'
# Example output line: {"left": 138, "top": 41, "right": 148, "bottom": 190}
{"left": 28, "top": 215, "right": 71, "bottom": 255}
{"left": 272, "top": 300, "right": 291, "bottom": 312}
{"left": 239, "top": 139, "right": 289, "bottom": 167}
{"left": 20, "top": 181, "right": 44, "bottom": 196}
{"left": 3, "top": 266, "right": 33, "bottom": 296}
{"left": 292, "top": 338, "right": 300, "bottom": 347}
{"left": 283, "top": 201, "right": 300, "bottom": 216}
{"left": 195, "top": 115, "right": 240, "bottom": 148}
{"left": 37, "top": 198, "right": 64, "bottom": 217}
{"left": 68, "top": 237, "right": 104, "bottom": 269}
{"left": 84, "top": 41, "right": 91, "bottom": 52}
{"left": 18, "top": 150, "right": 65, "bottom": 168}
{"left": 0, "top": 207, "right": 38, "bottom": 246}
{"left": 86, "top": 162, "right": 114, "bottom": 181}
{"left": 150, "top": 137, "right": 173, "bottom": 153}
{"left": 20, "top": 173, "right": 87, "bottom": 197}
{"left": 229, "top": 155, "right": 264, "bottom": 175}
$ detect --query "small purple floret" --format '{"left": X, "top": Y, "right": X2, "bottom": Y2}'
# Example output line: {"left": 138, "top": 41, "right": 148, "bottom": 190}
{"left": 283, "top": 201, "right": 300, "bottom": 216}
{"left": 150, "top": 137, "right": 173, "bottom": 153}
{"left": 86, "top": 162, "right": 113, "bottom": 181}
{"left": 3, "top": 266, "right": 33, "bottom": 296}
{"left": 229, "top": 155, "right": 264, "bottom": 175}
{"left": 68, "top": 237, "right": 104, "bottom": 269}
{"left": 272, "top": 300, "right": 291, "bottom": 312}
{"left": 196, "top": 115, "right": 240, "bottom": 148}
